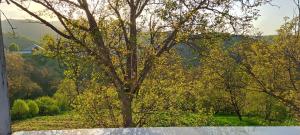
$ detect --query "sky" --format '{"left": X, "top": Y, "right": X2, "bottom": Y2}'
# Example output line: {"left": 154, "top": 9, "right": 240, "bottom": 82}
{"left": 253, "top": 0, "right": 297, "bottom": 35}
{"left": 0, "top": 0, "right": 298, "bottom": 35}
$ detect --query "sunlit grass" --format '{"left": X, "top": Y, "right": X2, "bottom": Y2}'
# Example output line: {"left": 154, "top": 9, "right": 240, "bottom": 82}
{"left": 12, "top": 112, "right": 300, "bottom": 132}
{"left": 211, "top": 115, "right": 300, "bottom": 126}
{"left": 12, "top": 112, "right": 87, "bottom": 132}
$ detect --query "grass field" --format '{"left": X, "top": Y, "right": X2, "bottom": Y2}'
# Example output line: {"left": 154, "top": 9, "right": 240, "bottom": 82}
{"left": 211, "top": 115, "right": 300, "bottom": 126}
{"left": 12, "top": 113, "right": 300, "bottom": 132}
{"left": 12, "top": 112, "right": 88, "bottom": 132}
{"left": 211, "top": 116, "right": 261, "bottom": 126}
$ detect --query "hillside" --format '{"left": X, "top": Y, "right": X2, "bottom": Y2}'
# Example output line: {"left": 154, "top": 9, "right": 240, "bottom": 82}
{"left": 1, "top": 19, "right": 61, "bottom": 41}
{"left": 1, "top": 19, "right": 277, "bottom": 53}
{"left": 3, "top": 32, "right": 37, "bottom": 50}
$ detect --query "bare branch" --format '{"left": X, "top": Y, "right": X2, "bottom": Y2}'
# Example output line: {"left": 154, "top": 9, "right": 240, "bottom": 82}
{"left": 0, "top": 9, "right": 16, "bottom": 35}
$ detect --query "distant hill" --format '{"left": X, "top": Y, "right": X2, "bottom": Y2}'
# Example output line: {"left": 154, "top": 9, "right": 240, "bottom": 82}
{"left": 1, "top": 19, "right": 61, "bottom": 41}
{"left": 3, "top": 32, "right": 37, "bottom": 50}
{"left": 1, "top": 19, "right": 277, "bottom": 54}
{"left": 1, "top": 19, "right": 61, "bottom": 50}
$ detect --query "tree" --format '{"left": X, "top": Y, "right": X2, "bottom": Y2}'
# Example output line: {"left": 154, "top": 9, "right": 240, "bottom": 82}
{"left": 6, "top": 53, "right": 42, "bottom": 101}
{"left": 8, "top": 43, "right": 20, "bottom": 52}
{"left": 235, "top": 25, "right": 300, "bottom": 118}
{"left": 23, "top": 54, "right": 63, "bottom": 96}
{"left": 9, "top": 0, "right": 270, "bottom": 127}
{"left": 201, "top": 39, "right": 247, "bottom": 120}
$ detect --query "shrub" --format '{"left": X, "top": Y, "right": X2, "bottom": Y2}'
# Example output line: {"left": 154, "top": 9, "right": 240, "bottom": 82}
{"left": 36, "top": 96, "right": 60, "bottom": 115}
{"left": 27, "top": 100, "right": 39, "bottom": 117}
{"left": 54, "top": 92, "right": 70, "bottom": 111}
{"left": 11, "top": 99, "right": 29, "bottom": 120}
{"left": 72, "top": 86, "right": 123, "bottom": 127}
{"left": 270, "top": 103, "right": 289, "bottom": 121}
{"left": 8, "top": 43, "right": 20, "bottom": 52}
{"left": 48, "top": 105, "right": 60, "bottom": 115}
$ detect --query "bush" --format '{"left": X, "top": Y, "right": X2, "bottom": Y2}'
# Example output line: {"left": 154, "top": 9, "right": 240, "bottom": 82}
{"left": 27, "top": 100, "right": 39, "bottom": 117}
{"left": 270, "top": 103, "right": 289, "bottom": 121}
{"left": 11, "top": 99, "right": 29, "bottom": 120}
{"left": 36, "top": 96, "right": 60, "bottom": 115}
{"left": 48, "top": 105, "right": 60, "bottom": 115}
{"left": 72, "top": 86, "right": 123, "bottom": 127}
{"left": 8, "top": 43, "right": 20, "bottom": 52}
{"left": 54, "top": 92, "right": 70, "bottom": 111}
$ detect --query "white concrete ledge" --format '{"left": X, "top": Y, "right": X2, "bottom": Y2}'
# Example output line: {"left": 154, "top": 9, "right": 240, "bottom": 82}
{"left": 13, "top": 127, "right": 300, "bottom": 135}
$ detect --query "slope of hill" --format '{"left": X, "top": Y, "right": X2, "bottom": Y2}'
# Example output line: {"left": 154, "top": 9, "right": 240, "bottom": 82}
{"left": 1, "top": 19, "right": 61, "bottom": 41}
{"left": 3, "top": 32, "right": 37, "bottom": 50}
{"left": 1, "top": 19, "right": 277, "bottom": 55}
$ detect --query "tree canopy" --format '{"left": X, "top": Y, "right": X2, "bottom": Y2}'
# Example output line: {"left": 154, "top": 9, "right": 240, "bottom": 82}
{"left": 9, "top": 0, "right": 272, "bottom": 127}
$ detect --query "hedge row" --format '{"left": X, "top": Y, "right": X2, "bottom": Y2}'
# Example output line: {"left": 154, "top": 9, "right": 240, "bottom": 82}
{"left": 11, "top": 96, "right": 61, "bottom": 120}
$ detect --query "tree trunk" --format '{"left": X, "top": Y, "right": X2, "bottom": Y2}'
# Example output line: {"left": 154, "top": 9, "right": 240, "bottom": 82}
{"left": 235, "top": 107, "right": 243, "bottom": 121}
{"left": 120, "top": 94, "right": 134, "bottom": 127}
{"left": 232, "top": 97, "right": 242, "bottom": 121}
{"left": 0, "top": 14, "right": 12, "bottom": 135}
{"left": 264, "top": 96, "right": 273, "bottom": 122}
{"left": 229, "top": 90, "right": 242, "bottom": 121}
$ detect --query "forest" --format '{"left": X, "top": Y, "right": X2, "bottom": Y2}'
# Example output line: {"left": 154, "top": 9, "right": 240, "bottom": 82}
{"left": 1, "top": 0, "right": 300, "bottom": 132}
